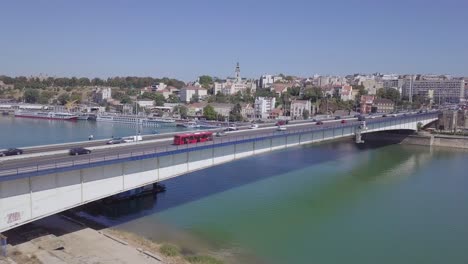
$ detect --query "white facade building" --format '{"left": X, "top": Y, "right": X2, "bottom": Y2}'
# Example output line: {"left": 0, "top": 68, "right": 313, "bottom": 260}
{"left": 137, "top": 100, "right": 154, "bottom": 108}
{"left": 213, "top": 63, "right": 255, "bottom": 95}
{"left": 101, "top": 87, "right": 112, "bottom": 100}
{"left": 260, "top": 74, "right": 274, "bottom": 89}
{"left": 290, "top": 100, "right": 311, "bottom": 119}
{"left": 180, "top": 86, "right": 208, "bottom": 103}
{"left": 254, "top": 97, "right": 276, "bottom": 119}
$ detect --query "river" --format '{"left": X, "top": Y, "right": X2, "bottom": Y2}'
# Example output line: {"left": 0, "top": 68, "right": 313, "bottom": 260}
{"left": 0, "top": 115, "right": 193, "bottom": 148}
{"left": 76, "top": 139, "right": 468, "bottom": 264}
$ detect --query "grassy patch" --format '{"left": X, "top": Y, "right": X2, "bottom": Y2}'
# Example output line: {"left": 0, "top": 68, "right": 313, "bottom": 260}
{"left": 185, "top": 255, "right": 223, "bottom": 264}
{"left": 159, "top": 243, "right": 181, "bottom": 257}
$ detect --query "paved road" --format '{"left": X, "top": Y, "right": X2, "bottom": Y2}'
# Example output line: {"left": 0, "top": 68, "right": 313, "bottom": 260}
{"left": 0, "top": 118, "right": 360, "bottom": 173}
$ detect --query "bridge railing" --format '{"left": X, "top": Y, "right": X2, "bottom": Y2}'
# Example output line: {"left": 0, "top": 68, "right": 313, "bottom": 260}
{"left": 0, "top": 112, "right": 438, "bottom": 178}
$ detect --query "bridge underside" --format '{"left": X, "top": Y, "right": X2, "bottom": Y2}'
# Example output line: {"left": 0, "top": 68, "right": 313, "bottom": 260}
{"left": 0, "top": 114, "right": 439, "bottom": 232}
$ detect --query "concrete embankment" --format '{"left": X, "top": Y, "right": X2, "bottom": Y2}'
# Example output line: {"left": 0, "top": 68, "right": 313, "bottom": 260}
{"left": 363, "top": 132, "right": 468, "bottom": 149}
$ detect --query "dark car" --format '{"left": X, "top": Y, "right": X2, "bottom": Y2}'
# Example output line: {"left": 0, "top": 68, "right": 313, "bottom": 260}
{"left": 316, "top": 121, "right": 324, "bottom": 125}
{"left": 69, "top": 147, "right": 91, "bottom": 156}
{"left": 106, "top": 137, "right": 126, "bottom": 144}
{"left": 357, "top": 115, "right": 366, "bottom": 121}
{"left": 275, "top": 120, "right": 289, "bottom": 126}
{"left": 334, "top": 116, "right": 341, "bottom": 120}
{"left": 0, "top": 148, "right": 23, "bottom": 157}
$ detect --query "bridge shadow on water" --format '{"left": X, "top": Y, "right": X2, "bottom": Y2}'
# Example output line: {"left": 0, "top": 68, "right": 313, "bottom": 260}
{"left": 74, "top": 136, "right": 418, "bottom": 228}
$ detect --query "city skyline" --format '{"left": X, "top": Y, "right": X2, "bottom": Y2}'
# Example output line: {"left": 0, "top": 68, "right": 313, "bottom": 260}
{"left": 1, "top": 0, "right": 467, "bottom": 80}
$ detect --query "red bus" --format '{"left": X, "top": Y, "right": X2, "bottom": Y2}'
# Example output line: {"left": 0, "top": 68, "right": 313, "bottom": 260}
{"left": 173, "top": 131, "right": 214, "bottom": 145}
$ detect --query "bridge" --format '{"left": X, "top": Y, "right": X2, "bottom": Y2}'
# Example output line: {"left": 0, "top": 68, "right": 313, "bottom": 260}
{"left": 0, "top": 112, "right": 438, "bottom": 232}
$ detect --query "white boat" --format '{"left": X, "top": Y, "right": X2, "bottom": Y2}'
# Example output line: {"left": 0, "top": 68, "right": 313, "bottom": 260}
{"left": 176, "top": 121, "right": 200, "bottom": 128}
{"left": 15, "top": 110, "right": 78, "bottom": 121}
{"left": 96, "top": 114, "right": 144, "bottom": 124}
{"left": 77, "top": 114, "right": 89, "bottom": 120}
{"left": 142, "top": 117, "right": 176, "bottom": 126}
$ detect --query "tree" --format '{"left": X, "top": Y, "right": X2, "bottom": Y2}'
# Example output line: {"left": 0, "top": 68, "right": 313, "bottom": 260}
{"left": 355, "top": 85, "right": 368, "bottom": 98}
{"left": 173, "top": 105, "right": 188, "bottom": 119}
{"left": 198, "top": 75, "right": 213, "bottom": 89}
{"left": 78, "top": 77, "right": 90, "bottom": 86}
{"left": 154, "top": 93, "right": 166, "bottom": 106}
{"left": 203, "top": 105, "right": 217, "bottom": 120}
{"left": 287, "top": 86, "right": 301, "bottom": 96}
{"left": 167, "top": 94, "right": 180, "bottom": 103}
{"left": 302, "top": 87, "right": 323, "bottom": 102}
{"left": 23, "top": 89, "right": 40, "bottom": 103}
{"left": 302, "top": 109, "right": 310, "bottom": 120}
{"left": 377, "top": 88, "right": 400, "bottom": 103}
{"left": 190, "top": 94, "right": 199, "bottom": 103}
{"left": 57, "top": 93, "right": 70, "bottom": 105}
{"left": 91, "top": 78, "right": 105, "bottom": 86}
{"left": 229, "top": 103, "right": 243, "bottom": 122}
{"left": 70, "top": 92, "right": 82, "bottom": 103}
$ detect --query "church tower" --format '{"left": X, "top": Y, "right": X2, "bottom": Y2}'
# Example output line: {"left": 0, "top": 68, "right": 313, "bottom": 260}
{"left": 235, "top": 62, "right": 241, "bottom": 82}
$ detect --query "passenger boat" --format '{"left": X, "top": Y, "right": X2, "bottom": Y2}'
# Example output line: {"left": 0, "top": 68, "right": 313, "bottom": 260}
{"left": 96, "top": 114, "right": 144, "bottom": 124}
{"left": 176, "top": 121, "right": 200, "bottom": 128}
{"left": 142, "top": 117, "right": 176, "bottom": 126}
{"left": 14, "top": 110, "right": 78, "bottom": 121}
{"left": 77, "top": 113, "right": 90, "bottom": 120}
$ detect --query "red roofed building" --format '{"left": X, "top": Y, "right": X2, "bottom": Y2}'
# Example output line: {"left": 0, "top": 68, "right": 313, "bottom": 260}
{"left": 360, "top": 95, "right": 375, "bottom": 114}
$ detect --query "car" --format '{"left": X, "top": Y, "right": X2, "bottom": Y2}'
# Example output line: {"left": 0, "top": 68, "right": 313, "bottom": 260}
{"left": 215, "top": 131, "right": 227, "bottom": 137}
{"left": 382, "top": 114, "right": 388, "bottom": 117}
{"left": 226, "top": 126, "right": 238, "bottom": 131}
{"left": 341, "top": 120, "right": 347, "bottom": 124}
{"left": 357, "top": 115, "right": 366, "bottom": 121}
{"left": 106, "top": 137, "right": 126, "bottom": 144}
{"left": 334, "top": 116, "right": 341, "bottom": 120}
{"left": 367, "top": 115, "right": 376, "bottom": 119}
{"left": 390, "top": 113, "right": 397, "bottom": 117}
{"left": 316, "top": 121, "right": 324, "bottom": 125}
{"left": 275, "top": 120, "right": 289, "bottom": 126}
{"left": 69, "top": 147, "right": 91, "bottom": 156}
{"left": 277, "top": 126, "right": 287, "bottom": 131}
{"left": 250, "top": 124, "right": 259, "bottom": 129}
{"left": 0, "top": 148, "right": 23, "bottom": 157}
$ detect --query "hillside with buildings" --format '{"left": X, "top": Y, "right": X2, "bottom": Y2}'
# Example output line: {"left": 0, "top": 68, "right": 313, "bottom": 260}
{"left": 1, "top": 65, "right": 467, "bottom": 122}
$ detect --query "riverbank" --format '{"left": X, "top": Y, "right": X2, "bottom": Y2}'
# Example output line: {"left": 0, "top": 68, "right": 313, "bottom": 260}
{"left": 363, "top": 132, "right": 468, "bottom": 149}
{"left": 0, "top": 213, "right": 224, "bottom": 264}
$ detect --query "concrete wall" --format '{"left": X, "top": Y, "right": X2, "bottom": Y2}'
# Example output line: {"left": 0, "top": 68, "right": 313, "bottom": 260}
{"left": 0, "top": 115, "right": 439, "bottom": 232}
{"left": 433, "top": 136, "right": 468, "bottom": 149}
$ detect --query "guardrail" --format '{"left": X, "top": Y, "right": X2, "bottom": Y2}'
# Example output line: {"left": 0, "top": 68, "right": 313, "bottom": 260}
{"left": 0, "top": 113, "right": 438, "bottom": 179}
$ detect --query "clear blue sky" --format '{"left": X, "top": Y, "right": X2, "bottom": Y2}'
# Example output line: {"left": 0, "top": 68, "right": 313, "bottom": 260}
{"left": 1, "top": 0, "right": 467, "bottom": 81}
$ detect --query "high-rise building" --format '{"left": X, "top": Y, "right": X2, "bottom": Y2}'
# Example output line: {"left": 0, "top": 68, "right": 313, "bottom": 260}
{"left": 254, "top": 97, "right": 276, "bottom": 119}
{"left": 402, "top": 79, "right": 465, "bottom": 103}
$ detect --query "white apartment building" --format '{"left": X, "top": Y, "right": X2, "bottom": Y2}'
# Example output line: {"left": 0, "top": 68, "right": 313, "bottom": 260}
{"left": 254, "top": 97, "right": 276, "bottom": 119}
{"left": 137, "top": 100, "right": 154, "bottom": 108}
{"left": 339, "top": 85, "right": 354, "bottom": 101}
{"left": 93, "top": 87, "right": 112, "bottom": 103}
{"left": 260, "top": 74, "right": 274, "bottom": 89}
{"left": 102, "top": 87, "right": 112, "bottom": 100}
{"left": 290, "top": 99, "right": 311, "bottom": 119}
{"left": 180, "top": 86, "right": 208, "bottom": 103}
{"left": 272, "top": 75, "right": 283, "bottom": 83}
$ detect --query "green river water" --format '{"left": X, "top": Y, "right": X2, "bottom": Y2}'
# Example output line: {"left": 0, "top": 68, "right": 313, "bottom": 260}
{"left": 79, "top": 140, "right": 468, "bottom": 264}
